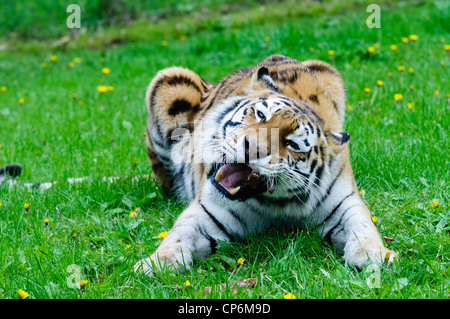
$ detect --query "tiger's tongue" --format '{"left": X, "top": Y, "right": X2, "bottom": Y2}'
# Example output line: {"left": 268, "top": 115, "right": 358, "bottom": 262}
{"left": 215, "top": 164, "right": 252, "bottom": 192}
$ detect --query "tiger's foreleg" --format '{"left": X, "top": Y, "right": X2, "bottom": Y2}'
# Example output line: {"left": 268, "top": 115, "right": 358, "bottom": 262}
{"left": 323, "top": 200, "right": 396, "bottom": 269}
{"left": 134, "top": 201, "right": 230, "bottom": 276}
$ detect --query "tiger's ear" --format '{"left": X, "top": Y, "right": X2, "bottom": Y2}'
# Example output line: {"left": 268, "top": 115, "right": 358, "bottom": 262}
{"left": 244, "top": 67, "right": 279, "bottom": 95}
{"left": 326, "top": 130, "right": 350, "bottom": 156}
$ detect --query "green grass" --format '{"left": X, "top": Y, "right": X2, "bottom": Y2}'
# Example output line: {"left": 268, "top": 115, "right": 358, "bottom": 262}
{"left": 0, "top": 0, "right": 449, "bottom": 299}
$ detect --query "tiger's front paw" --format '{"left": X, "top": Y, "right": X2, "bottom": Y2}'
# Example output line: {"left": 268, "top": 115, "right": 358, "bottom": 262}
{"left": 344, "top": 240, "right": 397, "bottom": 269}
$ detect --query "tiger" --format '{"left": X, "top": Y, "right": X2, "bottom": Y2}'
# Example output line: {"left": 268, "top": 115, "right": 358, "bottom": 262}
{"left": 134, "top": 54, "right": 396, "bottom": 275}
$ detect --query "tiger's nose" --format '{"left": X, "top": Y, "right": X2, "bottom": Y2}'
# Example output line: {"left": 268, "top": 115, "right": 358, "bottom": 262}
{"left": 244, "top": 135, "right": 270, "bottom": 162}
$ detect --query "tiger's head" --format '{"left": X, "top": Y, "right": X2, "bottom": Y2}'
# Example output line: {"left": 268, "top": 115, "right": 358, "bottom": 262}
{"left": 202, "top": 67, "right": 350, "bottom": 201}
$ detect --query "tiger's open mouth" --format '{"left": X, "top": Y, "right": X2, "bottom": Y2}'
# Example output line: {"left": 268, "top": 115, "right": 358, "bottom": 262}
{"left": 211, "top": 163, "right": 275, "bottom": 200}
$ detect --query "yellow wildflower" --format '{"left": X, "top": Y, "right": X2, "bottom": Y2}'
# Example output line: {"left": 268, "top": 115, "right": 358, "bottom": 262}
{"left": 283, "top": 293, "right": 297, "bottom": 299}
{"left": 18, "top": 289, "right": 29, "bottom": 299}
{"left": 41, "top": 63, "right": 47, "bottom": 68}
{"left": 444, "top": 44, "right": 450, "bottom": 51}
{"left": 309, "top": 47, "right": 315, "bottom": 52}
{"left": 44, "top": 218, "right": 49, "bottom": 225}
{"left": 364, "top": 87, "right": 371, "bottom": 94}
{"left": 264, "top": 36, "right": 270, "bottom": 42}
{"left": 397, "top": 66, "right": 405, "bottom": 71}
{"left": 409, "top": 34, "right": 418, "bottom": 41}
{"left": 446, "top": 93, "right": 450, "bottom": 99}
{"left": 390, "top": 44, "right": 398, "bottom": 51}
{"left": 409, "top": 85, "right": 414, "bottom": 90}
{"left": 161, "top": 40, "right": 168, "bottom": 46}
{"left": 376, "top": 80, "right": 384, "bottom": 87}
{"left": 107, "top": 86, "right": 114, "bottom": 92}
{"left": 97, "top": 85, "right": 108, "bottom": 93}
{"left": 69, "top": 61, "right": 76, "bottom": 68}
{"left": 1, "top": 86, "right": 6, "bottom": 92}
{"left": 359, "top": 189, "right": 366, "bottom": 196}
{"left": 401, "top": 37, "right": 409, "bottom": 43}
{"left": 346, "top": 104, "right": 353, "bottom": 111}
{"left": 368, "top": 46, "right": 375, "bottom": 53}
{"left": 101, "top": 67, "right": 111, "bottom": 75}
{"left": 50, "top": 55, "right": 57, "bottom": 61}
{"left": 384, "top": 251, "right": 391, "bottom": 262}
{"left": 373, "top": 43, "right": 379, "bottom": 48}
{"left": 180, "top": 35, "right": 187, "bottom": 41}
{"left": 158, "top": 231, "right": 168, "bottom": 239}
{"left": 387, "top": 72, "right": 393, "bottom": 77}
{"left": 129, "top": 210, "right": 137, "bottom": 218}
{"left": 434, "top": 90, "right": 439, "bottom": 96}
{"left": 73, "top": 57, "right": 82, "bottom": 63}
{"left": 72, "top": 93, "right": 77, "bottom": 99}
{"left": 408, "top": 67, "right": 414, "bottom": 73}
{"left": 24, "top": 203, "right": 30, "bottom": 210}
{"left": 328, "top": 50, "right": 335, "bottom": 56}
{"left": 19, "top": 98, "right": 25, "bottom": 104}
{"left": 407, "top": 103, "right": 414, "bottom": 110}
{"left": 0, "top": 202, "right": 2, "bottom": 208}
{"left": 372, "top": 216, "right": 378, "bottom": 223}
{"left": 125, "top": 245, "right": 131, "bottom": 249}
{"left": 237, "top": 258, "right": 246, "bottom": 266}
{"left": 185, "top": 280, "right": 191, "bottom": 287}
{"left": 394, "top": 93, "right": 403, "bottom": 101}
{"left": 80, "top": 280, "right": 88, "bottom": 288}
{"left": 432, "top": 200, "right": 439, "bottom": 207}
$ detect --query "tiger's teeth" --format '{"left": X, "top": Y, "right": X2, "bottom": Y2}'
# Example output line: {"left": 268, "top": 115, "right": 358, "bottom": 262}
{"left": 229, "top": 186, "right": 241, "bottom": 195}
{"left": 215, "top": 169, "right": 222, "bottom": 182}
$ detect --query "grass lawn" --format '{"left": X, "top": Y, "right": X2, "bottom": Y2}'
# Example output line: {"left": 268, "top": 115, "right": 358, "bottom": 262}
{"left": 0, "top": 0, "right": 449, "bottom": 299}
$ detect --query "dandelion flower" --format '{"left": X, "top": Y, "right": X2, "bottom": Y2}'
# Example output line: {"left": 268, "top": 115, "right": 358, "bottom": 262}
{"left": 390, "top": 44, "right": 398, "bottom": 51}
{"left": 407, "top": 103, "right": 414, "bottom": 109}
{"left": 434, "top": 90, "right": 439, "bottom": 96}
{"left": 373, "top": 43, "right": 380, "bottom": 49}
{"left": 368, "top": 46, "right": 375, "bottom": 53}
{"left": 409, "top": 34, "right": 418, "bottom": 41}
{"left": 69, "top": 62, "right": 76, "bottom": 68}
{"left": 24, "top": 203, "right": 30, "bottom": 210}
{"left": 397, "top": 66, "right": 405, "bottom": 71}
{"left": 372, "top": 216, "right": 378, "bottom": 223}
{"left": 237, "top": 258, "right": 246, "bottom": 266}
{"left": 72, "top": 93, "right": 77, "bottom": 99}
{"left": 18, "top": 289, "right": 29, "bottom": 299}
{"left": 73, "top": 57, "right": 82, "bottom": 63}
{"left": 376, "top": 80, "right": 384, "bottom": 87}
{"left": 80, "top": 280, "right": 88, "bottom": 288}
{"left": 264, "top": 36, "right": 270, "bottom": 42}
{"left": 346, "top": 104, "right": 353, "bottom": 111}
{"left": 19, "top": 98, "right": 25, "bottom": 104}
{"left": 401, "top": 37, "right": 409, "bottom": 43}
{"left": 409, "top": 85, "right": 414, "bottom": 90}
{"left": 364, "top": 87, "right": 371, "bottom": 94}
{"left": 387, "top": 72, "right": 393, "bottom": 77}
{"left": 101, "top": 67, "right": 111, "bottom": 75}
{"left": 432, "top": 200, "right": 439, "bottom": 207}
{"left": 0, "top": 201, "right": 2, "bottom": 208}
{"left": 180, "top": 35, "right": 187, "bottom": 41}
{"left": 327, "top": 50, "right": 335, "bottom": 56}
{"left": 408, "top": 67, "right": 414, "bottom": 73}
{"left": 107, "top": 86, "right": 114, "bottom": 92}
{"left": 158, "top": 231, "right": 168, "bottom": 239}
{"left": 161, "top": 40, "right": 168, "bottom": 46}
{"left": 44, "top": 218, "right": 49, "bottom": 225}
{"left": 394, "top": 93, "right": 403, "bottom": 101}
{"left": 283, "top": 293, "right": 297, "bottom": 299}
{"left": 444, "top": 44, "right": 450, "bottom": 51}
{"left": 185, "top": 280, "right": 191, "bottom": 287}
{"left": 359, "top": 189, "right": 366, "bottom": 196}
{"left": 384, "top": 251, "right": 391, "bottom": 262}
{"left": 125, "top": 245, "right": 131, "bottom": 249}
{"left": 1, "top": 86, "right": 6, "bottom": 92}
{"left": 50, "top": 55, "right": 57, "bottom": 62}
{"left": 41, "top": 63, "right": 47, "bottom": 68}
{"left": 97, "top": 85, "right": 108, "bottom": 93}
{"left": 309, "top": 47, "right": 315, "bottom": 52}
{"left": 129, "top": 210, "right": 137, "bottom": 218}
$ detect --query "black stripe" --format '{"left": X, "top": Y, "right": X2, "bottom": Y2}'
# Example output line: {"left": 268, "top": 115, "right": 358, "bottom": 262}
{"left": 324, "top": 204, "right": 360, "bottom": 242}
{"left": 200, "top": 203, "right": 234, "bottom": 241}
{"left": 166, "top": 75, "right": 202, "bottom": 93}
{"left": 321, "top": 191, "right": 354, "bottom": 229}
{"left": 197, "top": 225, "right": 217, "bottom": 254}
{"left": 316, "top": 165, "right": 345, "bottom": 208}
